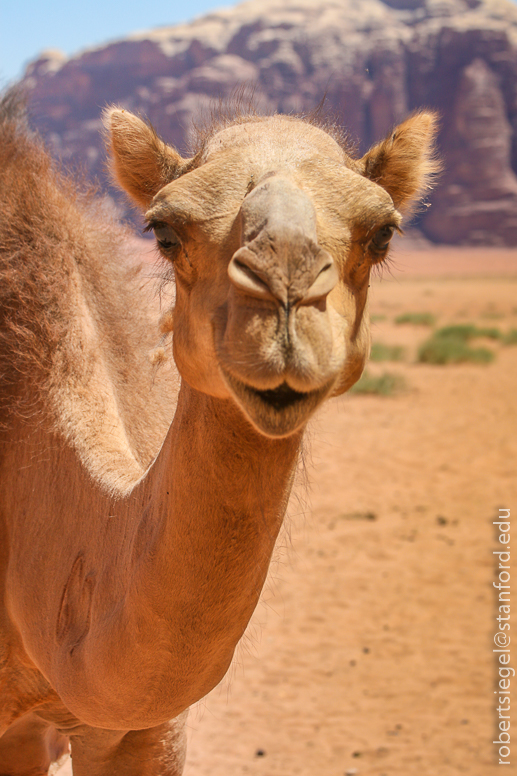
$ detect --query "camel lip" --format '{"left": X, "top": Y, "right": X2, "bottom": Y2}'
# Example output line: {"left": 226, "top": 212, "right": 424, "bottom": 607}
{"left": 221, "top": 368, "right": 334, "bottom": 437}
{"left": 222, "top": 370, "right": 317, "bottom": 414}
{"left": 247, "top": 382, "right": 310, "bottom": 412}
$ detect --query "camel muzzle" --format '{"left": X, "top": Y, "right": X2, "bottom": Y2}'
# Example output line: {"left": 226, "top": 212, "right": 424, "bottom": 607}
{"left": 228, "top": 176, "right": 338, "bottom": 308}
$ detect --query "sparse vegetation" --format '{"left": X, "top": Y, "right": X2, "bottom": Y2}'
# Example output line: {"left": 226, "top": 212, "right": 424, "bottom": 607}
{"left": 370, "top": 342, "right": 406, "bottom": 362}
{"left": 437, "top": 324, "right": 502, "bottom": 340}
{"left": 339, "top": 511, "right": 377, "bottom": 521}
{"left": 395, "top": 312, "right": 436, "bottom": 326}
{"left": 417, "top": 322, "right": 504, "bottom": 365}
{"left": 503, "top": 329, "right": 517, "bottom": 345}
{"left": 349, "top": 371, "right": 406, "bottom": 396}
{"left": 418, "top": 338, "right": 494, "bottom": 365}
{"left": 418, "top": 333, "right": 494, "bottom": 365}
{"left": 370, "top": 314, "right": 387, "bottom": 323}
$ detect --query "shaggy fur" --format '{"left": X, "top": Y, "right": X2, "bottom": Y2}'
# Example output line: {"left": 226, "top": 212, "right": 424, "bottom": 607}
{"left": 361, "top": 111, "right": 442, "bottom": 215}
{"left": 0, "top": 89, "right": 175, "bottom": 489}
{"left": 188, "top": 90, "right": 357, "bottom": 161}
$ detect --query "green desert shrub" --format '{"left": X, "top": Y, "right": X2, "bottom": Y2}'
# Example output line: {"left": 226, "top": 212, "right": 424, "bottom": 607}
{"left": 395, "top": 312, "right": 436, "bottom": 326}
{"left": 417, "top": 322, "right": 503, "bottom": 365}
{"left": 418, "top": 334, "right": 494, "bottom": 365}
{"left": 349, "top": 371, "right": 406, "bottom": 396}
{"left": 503, "top": 329, "right": 517, "bottom": 345}
{"left": 436, "top": 324, "right": 502, "bottom": 341}
{"left": 370, "top": 342, "right": 406, "bottom": 362}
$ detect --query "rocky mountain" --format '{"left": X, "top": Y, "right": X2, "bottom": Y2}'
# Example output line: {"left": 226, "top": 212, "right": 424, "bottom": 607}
{"left": 22, "top": 0, "right": 517, "bottom": 244}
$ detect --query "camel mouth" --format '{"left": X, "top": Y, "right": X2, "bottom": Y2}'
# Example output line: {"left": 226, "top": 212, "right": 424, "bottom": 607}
{"left": 222, "top": 370, "right": 332, "bottom": 437}
{"left": 249, "top": 382, "right": 309, "bottom": 411}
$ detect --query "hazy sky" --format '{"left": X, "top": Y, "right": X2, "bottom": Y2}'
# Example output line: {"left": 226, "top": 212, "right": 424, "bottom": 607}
{"left": 2, "top": 0, "right": 517, "bottom": 85}
{"left": 0, "top": 0, "right": 233, "bottom": 84}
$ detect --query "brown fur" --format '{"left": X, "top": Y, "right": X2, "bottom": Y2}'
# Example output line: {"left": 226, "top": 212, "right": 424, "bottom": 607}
{"left": 105, "top": 108, "right": 190, "bottom": 208}
{"left": 0, "top": 89, "right": 438, "bottom": 774}
{"left": 188, "top": 91, "right": 357, "bottom": 162}
{"left": 0, "top": 90, "right": 176, "bottom": 489}
{"left": 360, "top": 111, "right": 442, "bottom": 215}
{"left": 0, "top": 89, "right": 72, "bottom": 409}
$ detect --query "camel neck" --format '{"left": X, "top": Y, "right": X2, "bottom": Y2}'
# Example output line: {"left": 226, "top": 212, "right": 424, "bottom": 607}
{"left": 3, "top": 383, "right": 302, "bottom": 730}
{"left": 103, "top": 382, "right": 303, "bottom": 725}
{"left": 156, "top": 380, "right": 301, "bottom": 512}
{"left": 140, "top": 381, "right": 302, "bottom": 618}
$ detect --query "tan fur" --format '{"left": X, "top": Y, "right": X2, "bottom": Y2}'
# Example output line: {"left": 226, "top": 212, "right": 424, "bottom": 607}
{"left": 104, "top": 107, "right": 189, "bottom": 209}
{"left": 359, "top": 111, "right": 441, "bottom": 215}
{"left": 149, "top": 346, "right": 168, "bottom": 365}
{"left": 159, "top": 309, "right": 175, "bottom": 334}
{"left": 0, "top": 92, "right": 177, "bottom": 493}
{"left": 0, "top": 90, "right": 438, "bottom": 774}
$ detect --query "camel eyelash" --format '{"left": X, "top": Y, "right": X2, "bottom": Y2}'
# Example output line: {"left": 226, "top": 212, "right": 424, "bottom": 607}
{"left": 366, "top": 223, "right": 401, "bottom": 259}
{"left": 144, "top": 221, "right": 182, "bottom": 257}
{"left": 371, "top": 251, "right": 396, "bottom": 281}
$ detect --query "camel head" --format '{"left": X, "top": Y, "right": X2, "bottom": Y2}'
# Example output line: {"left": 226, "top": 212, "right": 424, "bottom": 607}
{"left": 105, "top": 108, "right": 438, "bottom": 437}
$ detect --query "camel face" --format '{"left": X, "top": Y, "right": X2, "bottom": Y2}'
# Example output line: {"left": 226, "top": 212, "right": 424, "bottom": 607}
{"left": 108, "top": 110, "right": 439, "bottom": 437}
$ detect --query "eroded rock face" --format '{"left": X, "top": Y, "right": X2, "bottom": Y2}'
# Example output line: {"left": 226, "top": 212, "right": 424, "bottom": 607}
{"left": 22, "top": 0, "right": 517, "bottom": 244}
{"left": 424, "top": 58, "right": 517, "bottom": 244}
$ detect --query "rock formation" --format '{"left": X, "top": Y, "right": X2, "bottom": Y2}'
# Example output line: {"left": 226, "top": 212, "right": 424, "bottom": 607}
{"left": 21, "top": 0, "right": 517, "bottom": 244}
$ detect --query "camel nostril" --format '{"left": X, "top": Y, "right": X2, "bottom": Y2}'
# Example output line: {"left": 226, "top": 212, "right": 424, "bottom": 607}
{"left": 228, "top": 249, "right": 278, "bottom": 302}
{"left": 229, "top": 244, "right": 337, "bottom": 307}
{"left": 300, "top": 258, "right": 339, "bottom": 305}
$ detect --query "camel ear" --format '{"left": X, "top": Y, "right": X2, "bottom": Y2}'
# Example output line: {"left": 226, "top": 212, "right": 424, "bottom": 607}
{"left": 103, "top": 107, "right": 187, "bottom": 209}
{"left": 359, "top": 111, "right": 441, "bottom": 214}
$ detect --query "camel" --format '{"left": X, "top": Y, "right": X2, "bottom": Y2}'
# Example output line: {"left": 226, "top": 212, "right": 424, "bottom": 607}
{"left": 0, "top": 88, "right": 439, "bottom": 775}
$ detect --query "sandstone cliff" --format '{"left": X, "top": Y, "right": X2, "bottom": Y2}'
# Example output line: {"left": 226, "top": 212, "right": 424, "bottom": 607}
{"left": 22, "top": 0, "right": 517, "bottom": 244}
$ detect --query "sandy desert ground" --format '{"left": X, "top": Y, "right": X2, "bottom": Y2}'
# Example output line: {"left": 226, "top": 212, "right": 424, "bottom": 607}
{"left": 57, "top": 244, "right": 517, "bottom": 776}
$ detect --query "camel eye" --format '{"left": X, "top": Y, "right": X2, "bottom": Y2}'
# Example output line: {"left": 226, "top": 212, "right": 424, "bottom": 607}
{"left": 151, "top": 223, "right": 181, "bottom": 253}
{"left": 371, "top": 224, "right": 395, "bottom": 253}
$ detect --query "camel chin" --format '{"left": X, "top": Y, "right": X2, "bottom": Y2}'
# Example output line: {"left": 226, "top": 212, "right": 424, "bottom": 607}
{"left": 222, "top": 370, "right": 334, "bottom": 437}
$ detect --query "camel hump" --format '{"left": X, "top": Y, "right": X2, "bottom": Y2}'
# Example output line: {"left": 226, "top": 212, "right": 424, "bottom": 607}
{"left": 0, "top": 88, "right": 176, "bottom": 493}
{"left": 0, "top": 87, "right": 68, "bottom": 420}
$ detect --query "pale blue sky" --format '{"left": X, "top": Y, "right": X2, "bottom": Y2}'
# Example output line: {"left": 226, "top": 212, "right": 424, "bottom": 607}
{"left": 2, "top": 0, "right": 517, "bottom": 86}
{"left": 0, "top": 0, "right": 233, "bottom": 84}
